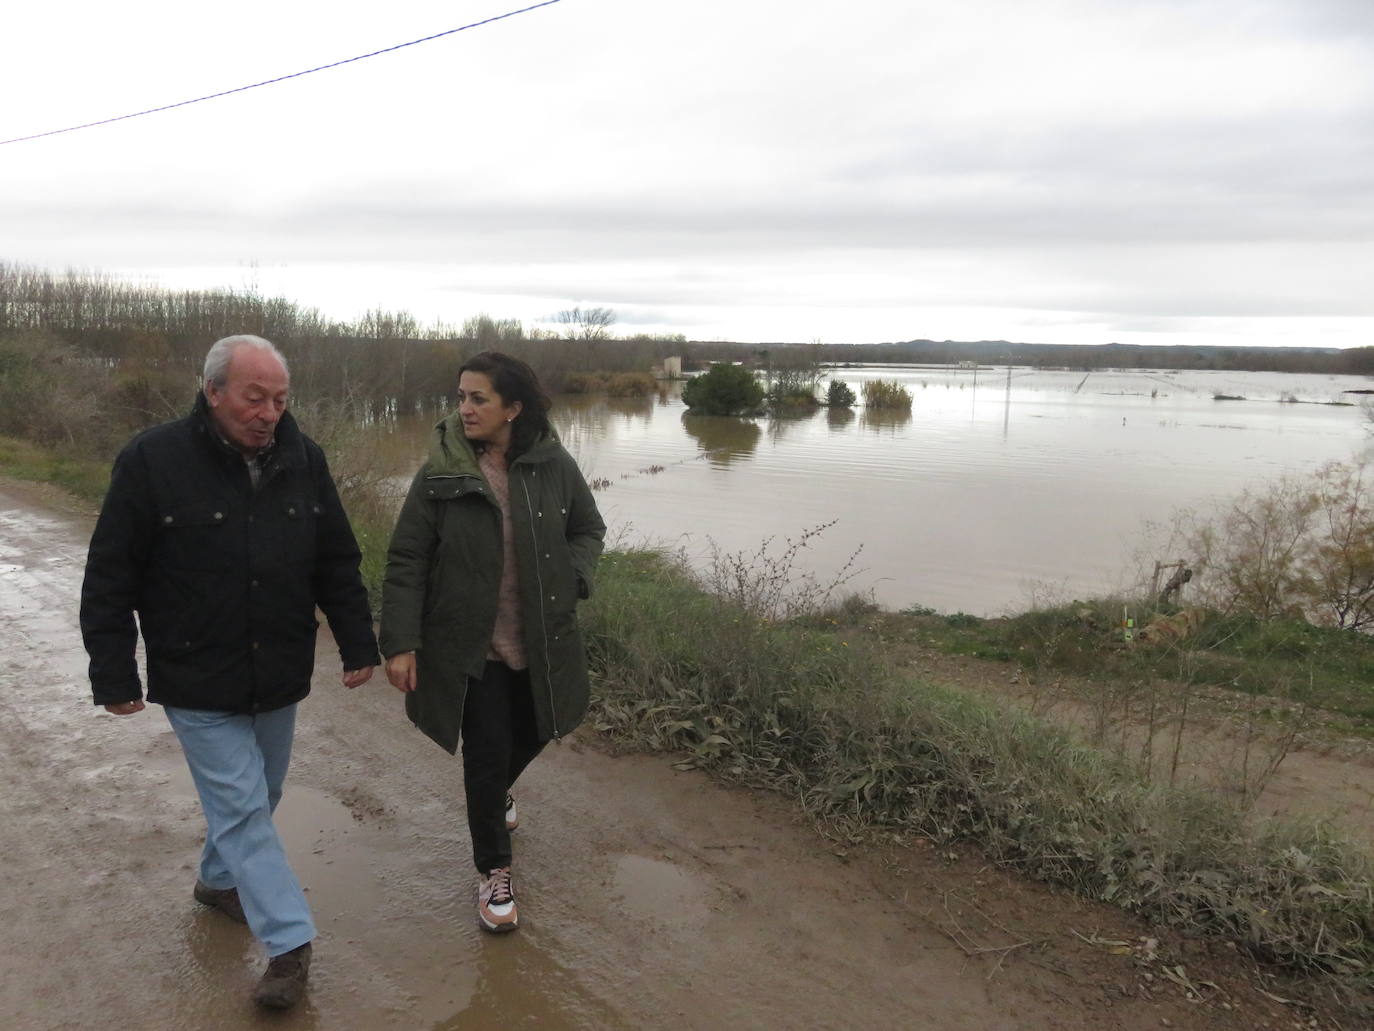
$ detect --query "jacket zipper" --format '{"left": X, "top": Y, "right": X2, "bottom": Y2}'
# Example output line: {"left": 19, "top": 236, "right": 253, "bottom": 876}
{"left": 519, "top": 469, "right": 559, "bottom": 739}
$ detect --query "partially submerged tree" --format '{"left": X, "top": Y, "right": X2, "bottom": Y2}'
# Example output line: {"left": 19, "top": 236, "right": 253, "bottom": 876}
{"left": 681, "top": 362, "right": 765, "bottom": 416}
{"left": 826, "top": 379, "right": 856, "bottom": 408}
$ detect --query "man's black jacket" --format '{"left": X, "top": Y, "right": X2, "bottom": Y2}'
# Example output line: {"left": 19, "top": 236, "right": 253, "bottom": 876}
{"left": 80, "top": 393, "right": 380, "bottom": 712}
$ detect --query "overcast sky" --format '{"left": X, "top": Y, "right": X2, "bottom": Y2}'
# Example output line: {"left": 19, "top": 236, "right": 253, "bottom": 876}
{"left": 3, "top": 0, "right": 1371, "bottom": 347}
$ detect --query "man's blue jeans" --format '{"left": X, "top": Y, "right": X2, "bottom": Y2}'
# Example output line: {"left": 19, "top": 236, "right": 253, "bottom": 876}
{"left": 165, "top": 704, "right": 315, "bottom": 956}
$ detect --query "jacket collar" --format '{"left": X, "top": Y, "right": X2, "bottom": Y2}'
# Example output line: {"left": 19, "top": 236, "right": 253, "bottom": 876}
{"left": 191, "top": 390, "right": 306, "bottom": 471}
{"left": 426, "top": 410, "right": 560, "bottom": 478}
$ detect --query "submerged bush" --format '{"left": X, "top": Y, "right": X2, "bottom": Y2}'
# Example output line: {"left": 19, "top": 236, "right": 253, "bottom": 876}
{"left": 767, "top": 367, "right": 820, "bottom": 410}
{"left": 826, "top": 379, "right": 856, "bottom": 408}
{"left": 681, "top": 363, "right": 765, "bottom": 416}
{"left": 561, "top": 371, "right": 609, "bottom": 394}
{"left": 605, "top": 371, "right": 656, "bottom": 397}
{"left": 563, "top": 370, "right": 657, "bottom": 396}
{"left": 861, "top": 378, "right": 912, "bottom": 410}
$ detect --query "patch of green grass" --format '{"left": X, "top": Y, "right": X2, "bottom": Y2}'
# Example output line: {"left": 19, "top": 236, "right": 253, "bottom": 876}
{"left": 0, "top": 436, "right": 110, "bottom": 501}
{"left": 349, "top": 507, "right": 392, "bottom": 614}
{"left": 908, "top": 598, "right": 1374, "bottom": 732}
{"left": 917, "top": 611, "right": 1018, "bottom": 661}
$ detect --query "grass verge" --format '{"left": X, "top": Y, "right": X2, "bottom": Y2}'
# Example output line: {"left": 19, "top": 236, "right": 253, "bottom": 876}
{"left": 583, "top": 550, "right": 1374, "bottom": 1014}
{"left": 0, "top": 436, "right": 110, "bottom": 502}
{"left": 901, "top": 599, "right": 1374, "bottom": 736}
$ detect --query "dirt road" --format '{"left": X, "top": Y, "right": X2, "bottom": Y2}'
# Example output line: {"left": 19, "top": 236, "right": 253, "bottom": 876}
{"left": 0, "top": 483, "right": 1352, "bottom": 1030}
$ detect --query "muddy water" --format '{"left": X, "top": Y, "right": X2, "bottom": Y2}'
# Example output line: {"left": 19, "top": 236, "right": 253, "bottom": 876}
{"left": 428, "top": 366, "right": 1372, "bottom": 616}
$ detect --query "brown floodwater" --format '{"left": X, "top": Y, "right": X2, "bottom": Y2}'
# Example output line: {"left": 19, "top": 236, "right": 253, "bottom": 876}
{"left": 379, "top": 366, "right": 1373, "bottom": 615}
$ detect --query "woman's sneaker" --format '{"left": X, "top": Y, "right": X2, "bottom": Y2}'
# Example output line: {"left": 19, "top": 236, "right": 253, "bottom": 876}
{"left": 505, "top": 793, "right": 519, "bottom": 832}
{"left": 478, "top": 867, "right": 518, "bottom": 933}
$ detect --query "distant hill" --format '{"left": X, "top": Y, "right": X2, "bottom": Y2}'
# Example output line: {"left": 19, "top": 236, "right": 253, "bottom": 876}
{"left": 801, "top": 339, "right": 1371, "bottom": 375}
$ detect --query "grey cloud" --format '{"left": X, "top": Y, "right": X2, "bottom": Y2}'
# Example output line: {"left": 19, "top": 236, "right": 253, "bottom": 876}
{"left": 840, "top": 112, "right": 1374, "bottom": 213}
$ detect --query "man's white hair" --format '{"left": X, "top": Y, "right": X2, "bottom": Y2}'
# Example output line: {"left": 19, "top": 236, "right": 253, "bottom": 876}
{"left": 203, "top": 334, "right": 290, "bottom": 389}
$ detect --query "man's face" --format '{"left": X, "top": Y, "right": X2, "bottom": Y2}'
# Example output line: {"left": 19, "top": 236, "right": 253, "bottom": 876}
{"left": 205, "top": 346, "right": 289, "bottom": 455}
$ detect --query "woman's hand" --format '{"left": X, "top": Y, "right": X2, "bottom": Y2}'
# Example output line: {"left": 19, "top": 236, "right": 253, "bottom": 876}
{"left": 385, "top": 652, "right": 417, "bottom": 693}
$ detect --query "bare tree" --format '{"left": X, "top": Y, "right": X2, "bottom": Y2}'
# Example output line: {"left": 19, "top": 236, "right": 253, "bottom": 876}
{"left": 553, "top": 306, "right": 616, "bottom": 341}
{"left": 461, "top": 313, "right": 524, "bottom": 348}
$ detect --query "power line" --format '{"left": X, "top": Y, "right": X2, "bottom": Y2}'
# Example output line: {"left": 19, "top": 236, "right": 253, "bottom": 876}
{"left": 0, "top": 0, "right": 562, "bottom": 147}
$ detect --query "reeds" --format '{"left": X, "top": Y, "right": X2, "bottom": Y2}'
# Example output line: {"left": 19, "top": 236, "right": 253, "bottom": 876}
{"left": 861, "top": 378, "right": 913, "bottom": 410}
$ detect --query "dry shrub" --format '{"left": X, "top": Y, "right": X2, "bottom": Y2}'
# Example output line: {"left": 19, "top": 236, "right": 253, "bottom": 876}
{"left": 700, "top": 520, "right": 863, "bottom": 621}
{"left": 562, "top": 371, "right": 610, "bottom": 394}
{"left": 605, "top": 371, "right": 656, "bottom": 397}
{"left": 1148, "top": 461, "right": 1374, "bottom": 630}
{"left": 0, "top": 330, "right": 113, "bottom": 449}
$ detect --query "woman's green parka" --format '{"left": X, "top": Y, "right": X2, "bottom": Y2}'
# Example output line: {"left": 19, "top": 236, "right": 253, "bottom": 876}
{"left": 379, "top": 413, "right": 606, "bottom": 753}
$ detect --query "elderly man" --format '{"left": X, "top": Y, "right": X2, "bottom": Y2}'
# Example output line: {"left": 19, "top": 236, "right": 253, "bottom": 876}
{"left": 80, "top": 334, "right": 379, "bottom": 1010}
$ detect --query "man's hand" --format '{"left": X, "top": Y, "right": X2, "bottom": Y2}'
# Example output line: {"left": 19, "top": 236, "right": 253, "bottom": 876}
{"left": 104, "top": 701, "right": 145, "bottom": 715}
{"left": 341, "top": 666, "right": 375, "bottom": 689}
{"left": 385, "top": 652, "right": 417, "bottom": 693}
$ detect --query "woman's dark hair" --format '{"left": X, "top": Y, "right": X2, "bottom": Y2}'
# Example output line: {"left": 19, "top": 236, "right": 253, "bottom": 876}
{"left": 459, "top": 351, "right": 553, "bottom": 461}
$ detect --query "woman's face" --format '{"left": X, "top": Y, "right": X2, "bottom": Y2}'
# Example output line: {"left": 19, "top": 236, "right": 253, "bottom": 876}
{"left": 457, "top": 370, "right": 523, "bottom": 445}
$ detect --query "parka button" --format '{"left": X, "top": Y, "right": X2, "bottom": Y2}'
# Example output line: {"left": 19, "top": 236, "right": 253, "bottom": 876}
{"left": 252, "top": 641, "right": 260, "bottom": 650}
{"left": 163, "top": 515, "right": 173, "bottom": 524}
{"left": 537, "top": 511, "right": 542, "bottom": 517}
{"left": 288, "top": 506, "right": 296, "bottom": 516}
{"left": 549, "top": 594, "right": 556, "bottom": 601}
{"left": 544, "top": 553, "right": 550, "bottom": 559}
{"left": 214, "top": 512, "right": 223, "bottom": 520}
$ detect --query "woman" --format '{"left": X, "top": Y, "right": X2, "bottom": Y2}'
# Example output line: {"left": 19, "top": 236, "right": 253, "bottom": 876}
{"left": 380, "top": 352, "right": 605, "bottom": 932}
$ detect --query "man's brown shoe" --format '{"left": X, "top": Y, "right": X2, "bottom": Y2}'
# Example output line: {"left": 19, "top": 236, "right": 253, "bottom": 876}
{"left": 193, "top": 880, "right": 247, "bottom": 925}
{"left": 253, "top": 942, "right": 312, "bottom": 1010}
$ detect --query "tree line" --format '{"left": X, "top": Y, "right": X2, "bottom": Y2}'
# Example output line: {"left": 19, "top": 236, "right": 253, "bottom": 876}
{"left": 0, "top": 263, "right": 689, "bottom": 454}
{"left": 814, "top": 338, "right": 1374, "bottom": 375}
{"left": 5, "top": 261, "right": 1370, "bottom": 458}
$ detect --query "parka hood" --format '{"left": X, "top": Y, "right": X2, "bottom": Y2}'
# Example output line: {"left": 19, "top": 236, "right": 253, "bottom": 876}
{"left": 427, "top": 411, "right": 563, "bottom": 477}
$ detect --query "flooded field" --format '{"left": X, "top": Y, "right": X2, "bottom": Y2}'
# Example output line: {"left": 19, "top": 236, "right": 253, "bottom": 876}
{"left": 382, "top": 366, "right": 1374, "bottom": 615}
